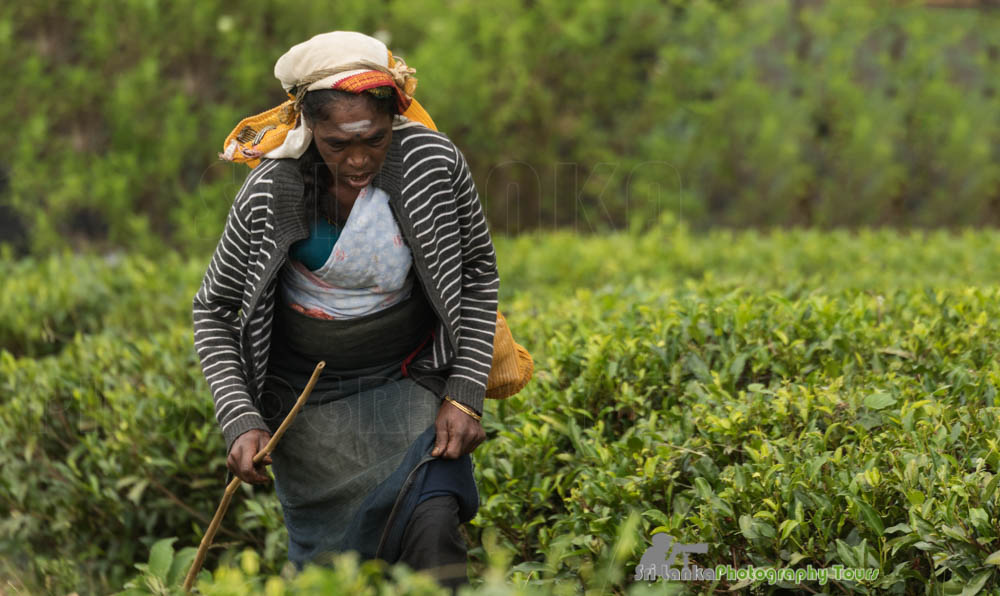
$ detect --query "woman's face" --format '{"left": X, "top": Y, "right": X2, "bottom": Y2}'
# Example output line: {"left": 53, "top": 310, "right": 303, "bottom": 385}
{"left": 310, "top": 94, "right": 393, "bottom": 194}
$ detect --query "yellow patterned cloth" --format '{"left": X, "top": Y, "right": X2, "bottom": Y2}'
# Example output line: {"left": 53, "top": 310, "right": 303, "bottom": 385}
{"left": 221, "top": 32, "right": 437, "bottom": 169}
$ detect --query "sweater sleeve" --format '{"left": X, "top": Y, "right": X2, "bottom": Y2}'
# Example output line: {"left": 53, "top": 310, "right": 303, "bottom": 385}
{"left": 192, "top": 174, "right": 270, "bottom": 453}
{"left": 443, "top": 147, "right": 499, "bottom": 416}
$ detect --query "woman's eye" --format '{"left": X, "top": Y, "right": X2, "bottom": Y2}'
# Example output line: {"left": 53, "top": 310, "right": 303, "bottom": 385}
{"left": 367, "top": 136, "right": 384, "bottom": 146}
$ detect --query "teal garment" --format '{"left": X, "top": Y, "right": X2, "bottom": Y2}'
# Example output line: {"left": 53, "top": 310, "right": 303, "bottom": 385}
{"left": 289, "top": 216, "right": 341, "bottom": 271}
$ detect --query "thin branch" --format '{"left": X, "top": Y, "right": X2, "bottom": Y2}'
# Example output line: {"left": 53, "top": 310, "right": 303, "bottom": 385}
{"left": 147, "top": 476, "right": 263, "bottom": 546}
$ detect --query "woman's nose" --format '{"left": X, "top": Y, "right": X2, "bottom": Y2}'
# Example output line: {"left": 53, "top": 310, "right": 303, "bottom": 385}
{"left": 346, "top": 150, "right": 368, "bottom": 170}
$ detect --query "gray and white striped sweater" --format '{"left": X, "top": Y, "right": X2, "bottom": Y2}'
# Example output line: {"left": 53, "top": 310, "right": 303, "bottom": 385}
{"left": 192, "top": 126, "right": 499, "bottom": 451}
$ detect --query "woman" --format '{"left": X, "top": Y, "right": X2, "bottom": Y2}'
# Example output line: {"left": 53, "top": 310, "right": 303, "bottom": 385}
{"left": 192, "top": 31, "right": 498, "bottom": 589}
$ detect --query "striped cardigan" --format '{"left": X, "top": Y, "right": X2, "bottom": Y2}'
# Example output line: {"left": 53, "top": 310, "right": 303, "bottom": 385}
{"left": 192, "top": 125, "right": 499, "bottom": 451}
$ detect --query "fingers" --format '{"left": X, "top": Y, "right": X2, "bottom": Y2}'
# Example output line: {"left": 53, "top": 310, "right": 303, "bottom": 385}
{"left": 257, "top": 432, "right": 273, "bottom": 466}
{"left": 469, "top": 424, "right": 485, "bottom": 452}
{"left": 463, "top": 420, "right": 486, "bottom": 455}
{"left": 447, "top": 419, "right": 485, "bottom": 458}
{"left": 444, "top": 425, "right": 464, "bottom": 459}
{"left": 227, "top": 430, "right": 272, "bottom": 484}
{"left": 432, "top": 416, "right": 450, "bottom": 457}
{"left": 227, "top": 446, "right": 240, "bottom": 480}
{"left": 433, "top": 403, "right": 485, "bottom": 459}
{"left": 242, "top": 443, "right": 270, "bottom": 484}
{"left": 246, "top": 432, "right": 272, "bottom": 483}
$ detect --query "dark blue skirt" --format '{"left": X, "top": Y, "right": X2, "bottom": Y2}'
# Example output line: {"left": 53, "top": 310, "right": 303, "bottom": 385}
{"left": 260, "top": 282, "right": 478, "bottom": 568}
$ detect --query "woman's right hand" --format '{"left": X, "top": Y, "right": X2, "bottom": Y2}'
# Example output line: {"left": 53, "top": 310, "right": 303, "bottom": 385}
{"left": 227, "top": 429, "right": 273, "bottom": 484}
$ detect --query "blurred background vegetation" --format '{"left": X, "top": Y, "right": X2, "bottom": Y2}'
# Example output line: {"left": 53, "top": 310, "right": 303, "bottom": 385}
{"left": 2, "top": 0, "right": 1000, "bottom": 257}
{"left": 8, "top": 1, "right": 1000, "bottom": 594}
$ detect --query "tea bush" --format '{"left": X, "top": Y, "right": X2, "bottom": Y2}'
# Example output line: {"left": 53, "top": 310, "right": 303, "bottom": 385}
{"left": 3, "top": 1, "right": 1000, "bottom": 255}
{"left": 4, "top": 221, "right": 1000, "bottom": 593}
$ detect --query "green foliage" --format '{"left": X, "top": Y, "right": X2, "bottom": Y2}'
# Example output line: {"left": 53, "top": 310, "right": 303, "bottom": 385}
{"left": 118, "top": 537, "right": 207, "bottom": 596}
{"left": 3, "top": 1, "right": 1000, "bottom": 256}
{"left": 118, "top": 542, "right": 450, "bottom": 596}
{"left": 634, "top": 1, "right": 1000, "bottom": 229}
{"left": 4, "top": 221, "right": 1000, "bottom": 593}
{"left": 0, "top": 254, "right": 287, "bottom": 594}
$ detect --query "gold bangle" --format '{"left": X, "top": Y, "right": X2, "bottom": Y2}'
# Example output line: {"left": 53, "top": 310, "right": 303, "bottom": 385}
{"left": 444, "top": 396, "right": 482, "bottom": 421}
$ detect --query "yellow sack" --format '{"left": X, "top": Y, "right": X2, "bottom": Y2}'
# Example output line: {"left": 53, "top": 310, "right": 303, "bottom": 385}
{"left": 485, "top": 311, "right": 534, "bottom": 399}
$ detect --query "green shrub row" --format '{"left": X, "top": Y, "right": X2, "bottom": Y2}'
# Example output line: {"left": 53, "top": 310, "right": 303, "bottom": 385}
{"left": 4, "top": 224, "right": 1000, "bottom": 593}
{"left": 3, "top": 1, "right": 1000, "bottom": 256}
{"left": 479, "top": 281, "right": 1000, "bottom": 593}
{"left": 0, "top": 252, "right": 198, "bottom": 357}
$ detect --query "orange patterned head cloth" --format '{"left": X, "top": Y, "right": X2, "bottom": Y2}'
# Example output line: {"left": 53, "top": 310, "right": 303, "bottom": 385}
{"left": 220, "top": 31, "right": 436, "bottom": 168}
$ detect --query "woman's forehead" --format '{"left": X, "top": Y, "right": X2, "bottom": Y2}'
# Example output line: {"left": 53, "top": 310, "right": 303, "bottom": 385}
{"left": 319, "top": 93, "right": 375, "bottom": 117}
{"left": 313, "top": 96, "right": 390, "bottom": 131}
{"left": 337, "top": 120, "right": 373, "bottom": 134}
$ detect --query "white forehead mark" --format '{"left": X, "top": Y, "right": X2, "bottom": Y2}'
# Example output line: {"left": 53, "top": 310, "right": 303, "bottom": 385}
{"left": 337, "top": 120, "right": 372, "bottom": 134}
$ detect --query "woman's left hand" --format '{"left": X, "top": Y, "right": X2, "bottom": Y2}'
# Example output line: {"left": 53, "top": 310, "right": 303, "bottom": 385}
{"left": 431, "top": 400, "right": 485, "bottom": 458}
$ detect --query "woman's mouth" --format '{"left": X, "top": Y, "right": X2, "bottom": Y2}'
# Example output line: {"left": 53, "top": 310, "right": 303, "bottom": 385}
{"left": 344, "top": 172, "right": 374, "bottom": 189}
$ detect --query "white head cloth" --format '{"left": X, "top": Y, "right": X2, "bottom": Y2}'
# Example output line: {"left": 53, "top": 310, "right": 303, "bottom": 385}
{"left": 264, "top": 31, "right": 418, "bottom": 161}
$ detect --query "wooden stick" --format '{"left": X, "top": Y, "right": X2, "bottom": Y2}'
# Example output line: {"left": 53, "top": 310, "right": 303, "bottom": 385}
{"left": 183, "top": 361, "right": 325, "bottom": 592}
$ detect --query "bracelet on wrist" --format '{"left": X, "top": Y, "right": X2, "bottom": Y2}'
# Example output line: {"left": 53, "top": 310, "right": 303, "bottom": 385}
{"left": 444, "top": 396, "right": 482, "bottom": 421}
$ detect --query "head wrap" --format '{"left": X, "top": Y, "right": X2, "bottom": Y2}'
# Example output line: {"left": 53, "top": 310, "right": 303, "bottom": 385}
{"left": 220, "top": 31, "right": 437, "bottom": 168}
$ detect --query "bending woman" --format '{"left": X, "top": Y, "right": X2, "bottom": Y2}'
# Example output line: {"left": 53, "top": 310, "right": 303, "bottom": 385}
{"left": 192, "top": 31, "right": 498, "bottom": 589}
